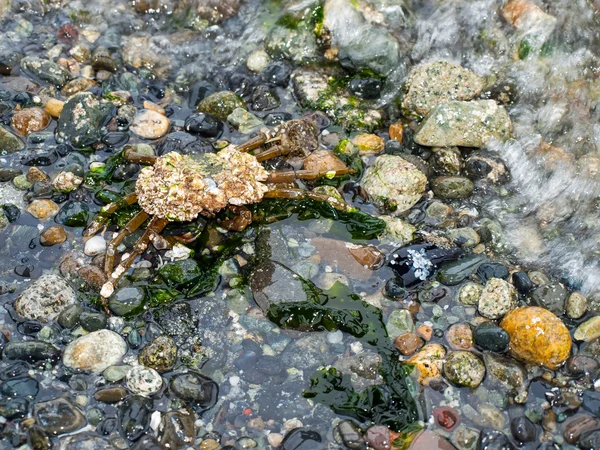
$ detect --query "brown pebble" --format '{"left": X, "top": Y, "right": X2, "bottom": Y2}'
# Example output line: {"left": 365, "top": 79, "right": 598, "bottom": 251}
{"left": 59, "top": 254, "right": 82, "bottom": 276}
{"left": 417, "top": 324, "right": 433, "bottom": 341}
{"left": 394, "top": 332, "right": 424, "bottom": 356}
{"left": 40, "top": 226, "right": 67, "bottom": 246}
{"left": 346, "top": 243, "right": 384, "bottom": 270}
{"left": 27, "top": 167, "right": 50, "bottom": 183}
{"left": 11, "top": 107, "right": 51, "bottom": 136}
{"left": 130, "top": 109, "right": 170, "bottom": 139}
{"left": 78, "top": 265, "right": 107, "bottom": 289}
{"left": 94, "top": 387, "right": 127, "bottom": 403}
{"left": 26, "top": 199, "right": 59, "bottom": 221}
{"left": 389, "top": 122, "right": 404, "bottom": 141}
{"left": 303, "top": 149, "right": 348, "bottom": 173}
{"left": 445, "top": 323, "right": 473, "bottom": 350}
{"left": 563, "top": 415, "right": 600, "bottom": 444}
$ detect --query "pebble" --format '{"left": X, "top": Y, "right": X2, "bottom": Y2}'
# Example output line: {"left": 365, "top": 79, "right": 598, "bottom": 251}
{"left": 389, "top": 122, "right": 403, "bottom": 141}
{"left": 457, "top": 282, "right": 483, "bottom": 305}
{"left": 478, "top": 278, "right": 518, "bottom": 319}
{"left": 431, "top": 176, "right": 474, "bottom": 200}
{"left": 78, "top": 265, "right": 107, "bottom": 289}
{"left": 443, "top": 350, "right": 485, "bottom": 387}
{"left": 473, "top": 321, "right": 509, "bottom": 352}
{"left": 40, "top": 226, "right": 67, "bottom": 246}
{"left": 483, "top": 353, "right": 528, "bottom": 402}
{"left": 574, "top": 315, "right": 600, "bottom": 342}
{"left": 103, "top": 365, "right": 131, "bottom": 382}
{"left": 407, "top": 343, "right": 446, "bottom": 384}
{"left": 169, "top": 372, "right": 218, "bottom": 409}
{"left": 500, "top": 306, "right": 571, "bottom": 369}
{"left": 84, "top": 235, "right": 107, "bottom": 256}
{"left": 94, "top": 387, "right": 127, "bottom": 403}
{"left": 394, "top": 332, "right": 424, "bottom": 356}
{"left": 27, "top": 167, "right": 50, "bottom": 183}
{"left": 327, "top": 330, "right": 344, "bottom": 344}
{"left": 246, "top": 49, "right": 271, "bottom": 72}
{"left": 63, "top": 329, "right": 127, "bottom": 373}
{"left": 34, "top": 398, "right": 86, "bottom": 435}
{"left": 126, "top": 365, "right": 163, "bottom": 396}
{"left": 26, "top": 199, "right": 59, "bottom": 220}
{"left": 14, "top": 273, "right": 77, "bottom": 322}
{"left": 512, "top": 271, "right": 534, "bottom": 294}
{"left": 445, "top": 323, "right": 473, "bottom": 350}
{"left": 511, "top": 416, "right": 537, "bottom": 443}
{"left": 386, "top": 309, "right": 414, "bottom": 340}
{"left": 138, "top": 335, "right": 178, "bottom": 372}
{"left": 567, "top": 292, "right": 588, "bottom": 319}
{"left": 45, "top": 98, "right": 64, "bottom": 118}
{"left": 352, "top": 133, "right": 385, "bottom": 155}
{"left": 11, "top": 107, "right": 51, "bottom": 136}
{"left": 130, "top": 109, "right": 170, "bottom": 139}
{"left": 531, "top": 282, "right": 567, "bottom": 315}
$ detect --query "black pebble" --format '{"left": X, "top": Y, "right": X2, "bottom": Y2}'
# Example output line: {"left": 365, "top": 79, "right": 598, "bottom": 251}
{"left": 477, "top": 263, "right": 509, "bottom": 283}
{"left": 512, "top": 272, "right": 534, "bottom": 294}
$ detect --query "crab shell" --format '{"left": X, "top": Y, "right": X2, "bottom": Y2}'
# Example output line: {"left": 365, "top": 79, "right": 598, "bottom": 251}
{"left": 136, "top": 147, "right": 269, "bottom": 222}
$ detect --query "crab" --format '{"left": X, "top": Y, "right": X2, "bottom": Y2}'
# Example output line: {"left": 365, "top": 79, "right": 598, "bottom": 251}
{"left": 84, "top": 119, "right": 355, "bottom": 307}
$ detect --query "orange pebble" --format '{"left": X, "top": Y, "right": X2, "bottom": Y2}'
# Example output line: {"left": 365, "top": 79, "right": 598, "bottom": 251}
{"left": 389, "top": 122, "right": 403, "bottom": 142}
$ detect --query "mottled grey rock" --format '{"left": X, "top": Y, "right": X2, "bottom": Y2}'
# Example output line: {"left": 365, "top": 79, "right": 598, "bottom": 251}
{"left": 56, "top": 93, "right": 113, "bottom": 148}
{"left": 415, "top": 100, "right": 512, "bottom": 148}
{"left": 20, "top": 56, "right": 70, "bottom": 87}
{"left": 443, "top": 351, "right": 485, "bottom": 388}
{"left": 402, "top": 61, "right": 484, "bottom": 117}
{"left": 478, "top": 278, "right": 518, "bottom": 319}
{"left": 14, "top": 274, "right": 77, "bottom": 322}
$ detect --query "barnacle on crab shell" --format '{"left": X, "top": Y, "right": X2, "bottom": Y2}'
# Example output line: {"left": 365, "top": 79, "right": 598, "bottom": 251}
{"left": 136, "top": 148, "right": 269, "bottom": 222}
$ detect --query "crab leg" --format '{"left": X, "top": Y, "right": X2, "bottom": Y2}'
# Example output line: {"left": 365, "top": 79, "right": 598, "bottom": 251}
{"left": 253, "top": 144, "right": 293, "bottom": 162}
{"left": 264, "top": 188, "right": 350, "bottom": 211}
{"left": 100, "top": 217, "right": 169, "bottom": 312}
{"left": 123, "top": 148, "right": 159, "bottom": 165}
{"left": 84, "top": 193, "right": 139, "bottom": 238}
{"left": 104, "top": 210, "right": 150, "bottom": 276}
{"left": 235, "top": 132, "right": 268, "bottom": 153}
{"left": 266, "top": 168, "right": 356, "bottom": 183}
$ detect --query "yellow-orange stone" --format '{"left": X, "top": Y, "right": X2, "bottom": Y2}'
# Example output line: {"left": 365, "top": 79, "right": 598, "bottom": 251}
{"left": 500, "top": 306, "right": 571, "bottom": 369}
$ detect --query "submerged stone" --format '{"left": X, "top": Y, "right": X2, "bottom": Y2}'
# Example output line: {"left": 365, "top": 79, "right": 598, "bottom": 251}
{"left": 56, "top": 93, "right": 113, "bottom": 148}
{"left": 414, "top": 100, "right": 512, "bottom": 148}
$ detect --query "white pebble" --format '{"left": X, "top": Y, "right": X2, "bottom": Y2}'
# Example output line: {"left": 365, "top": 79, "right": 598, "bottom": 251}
{"left": 327, "top": 330, "right": 344, "bottom": 344}
{"left": 229, "top": 375, "right": 240, "bottom": 386}
{"left": 150, "top": 411, "right": 162, "bottom": 431}
{"left": 126, "top": 365, "right": 163, "bottom": 396}
{"left": 267, "top": 433, "right": 284, "bottom": 448}
{"left": 350, "top": 342, "right": 363, "bottom": 354}
{"left": 84, "top": 235, "right": 106, "bottom": 256}
{"left": 246, "top": 49, "right": 271, "bottom": 73}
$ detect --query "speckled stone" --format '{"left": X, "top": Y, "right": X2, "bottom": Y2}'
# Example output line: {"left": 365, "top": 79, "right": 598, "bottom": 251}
{"left": 443, "top": 351, "right": 485, "bottom": 387}
{"left": 63, "top": 330, "right": 127, "bottom": 374}
{"left": 500, "top": 306, "right": 571, "bottom": 369}
{"left": 478, "top": 278, "right": 518, "bottom": 319}
{"left": 407, "top": 343, "right": 446, "bottom": 384}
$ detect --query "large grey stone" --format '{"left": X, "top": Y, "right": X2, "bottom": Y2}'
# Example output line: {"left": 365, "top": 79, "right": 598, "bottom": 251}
{"left": 14, "top": 274, "right": 77, "bottom": 322}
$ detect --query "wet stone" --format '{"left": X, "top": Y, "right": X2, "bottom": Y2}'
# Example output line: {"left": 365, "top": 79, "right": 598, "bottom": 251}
{"left": 58, "top": 304, "right": 83, "bottom": 329}
{"left": 567, "top": 292, "right": 588, "bottom": 319}
{"left": 574, "top": 315, "right": 600, "bottom": 342}
{"left": 227, "top": 107, "right": 263, "bottom": 133}
{"left": 79, "top": 311, "right": 107, "bottom": 332}
{"left": 477, "top": 263, "right": 509, "bottom": 283}
{"left": 443, "top": 351, "right": 485, "bottom": 388}
{"left": 34, "top": 398, "right": 86, "bottom": 436}
{"left": 1, "top": 377, "right": 39, "bottom": 398}
{"left": 26, "top": 199, "right": 59, "bottom": 220}
{"left": 0, "top": 123, "right": 25, "bottom": 155}
{"left": 40, "top": 225, "right": 67, "bottom": 246}
{"left": 139, "top": 335, "right": 177, "bottom": 372}
{"left": 109, "top": 286, "right": 145, "bottom": 316}
{"left": 63, "top": 330, "right": 127, "bottom": 373}
{"left": 130, "top": 109, "right": 170, "bottom": 140}
{"left": 0, "top": 168, "right": 22, "bottom": 182}
{"left": 169, "top": 372, "right": 218, "bottom": 409}
{"left": 14, "top": 273, "right": 76, "bottom": 322}
{"left": 512, "top": 271, "right": 534, "bottom": 294}
{"left": 457, "top": 282, "right": 484, "bottom": 305}
{"left": 336, "top": 420, "right": 366, "bottom": 450}
{"left": 394, "top": 332, "right": 424, "bottom": 356}
{"left": 159, "top": 409, "right": 195, "bottom": 450}
{"left": 0, "top": 397, "right": 29, "bottom": 420}
{"left": 563, "top": 415, "right": 600, "bottom": 444}
{"left": 94, "top": 387, "right": 127, "bottom": 403}
{"left": 510, "top": 416, "right": 537, "bottom": 443}
{"left": 78, "top": 265, "right": 107, "bottom": 289}
{"left": 402, "top": 61, "right": 485, "bottom": 117}
{"left": 278, "top": 428, "right": 323, "bottom": 450}
{"left": 20, "top": 56, "right": 70, "bottom": 87}
{"left": 530, "top": 282, "right": 567, "bottom": 316}
{"left": 126, "top": 365, "right": 163, "bottom": 396}
{"left": 478, "top": 278, "right": 518, "bottom": 319}
{"left": 500, "top": 306, "right": 571, "bottom": 369}
{"left": 55, "top": 201, "right": 90, "bottom": 227}
{"left": 103, "top": 365, "right": 131, "bottom": 383}
{"left": 3, "top": 341, "right": 60, "bottom": 363}
{"left": 197, "top": 90, "right": 246, "bottom": 121}
{"left": 119, "top": 395, "right": 152, "bottom": 442}
{"left": 11, "top": 107, "right": 51, "bottom": 136}
{"left": 431, "top": 176, "right": 474, "bottom": 200}
{"left": 446, "top": 323, "right": 473, "bottom": 350}
{"left": 184, "top": 112, "right": 223, "bottom": 138}
{"left": 414, "top": 100, "right": 512, "bottom": 148}
{"left": 251, "top": 85, "right": 280, "bottom": 111}
{"left": 474, "top": 322, "right": 509, "bottom": 353}
{"left": 566, "top": 355, "right": 599, "bottom": 376}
